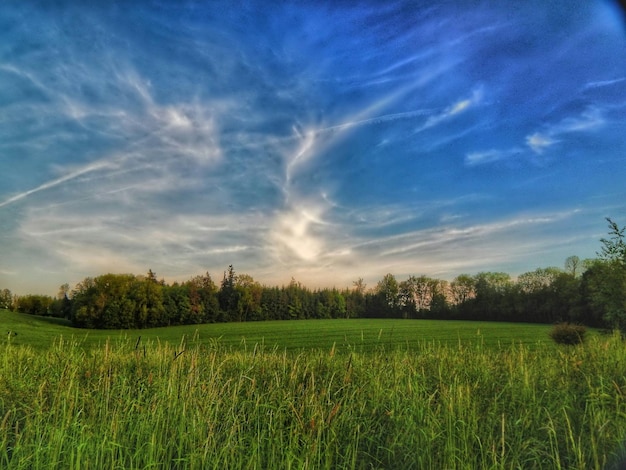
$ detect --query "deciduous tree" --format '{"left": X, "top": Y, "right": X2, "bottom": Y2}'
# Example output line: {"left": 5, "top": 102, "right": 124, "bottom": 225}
{"left": 376, "top": 273, "right": 400, "bottom": 316}
{"left": 581, "top": 219, "right": 626, "bottom": 330}
{"left": 0, "top": 288, "right": 13, "bottom": 310}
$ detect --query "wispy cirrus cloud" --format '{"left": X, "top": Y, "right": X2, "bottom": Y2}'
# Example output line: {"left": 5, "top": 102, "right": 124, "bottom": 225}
{"left": 526, "top": 106, "right": 604, "bottom": 154}
{"left": 466, "top": 105, "right": 607, "bottom": 165}
{"left": 268, "top": 74, "right": 446, "bottom": 268}
{"left": 465, "top": 148, "right": 523, "bottom": 166}
{"left": 0, "top": 160, "right": 113, "bottom": 208}
{"left": 0, "top": 57, "right": 225, "bottom": 206}
{"left": 525, "top": 133, "right": 559, "bottom": 154}
{"left": 415, "top": 88, "right": 483, "bottom": 134}
{"left": 583, "top": 77, "right": 626, "bottom": 90}
{"left": 259, "top": 208, "right": 595, "bottom": 288}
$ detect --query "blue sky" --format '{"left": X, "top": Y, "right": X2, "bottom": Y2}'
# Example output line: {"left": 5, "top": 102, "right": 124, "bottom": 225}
{"left": 1, "top": 1, "right": 626, "bottom": 295}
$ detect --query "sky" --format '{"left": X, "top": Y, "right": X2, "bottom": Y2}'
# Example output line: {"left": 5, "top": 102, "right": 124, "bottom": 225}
{"left": 1, "top": 1, "right": 626, "bottom": 295}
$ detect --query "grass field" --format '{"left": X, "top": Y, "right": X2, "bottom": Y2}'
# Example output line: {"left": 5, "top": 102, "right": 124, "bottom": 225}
{"left": 2, "top": 309, "right": 626, "bottom": 469}
{"left": 1, "top": 309, "right": 556, "bottom": 352}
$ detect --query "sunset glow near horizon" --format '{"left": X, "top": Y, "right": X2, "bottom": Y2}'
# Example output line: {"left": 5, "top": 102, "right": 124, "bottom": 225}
{"left": 1, "top": 1, "right": 626, "bottom": 295}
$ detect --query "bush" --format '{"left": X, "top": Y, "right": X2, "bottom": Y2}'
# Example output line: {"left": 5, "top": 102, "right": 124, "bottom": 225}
{"left": 549, "top": 323, "right": 586, "bottom": 345}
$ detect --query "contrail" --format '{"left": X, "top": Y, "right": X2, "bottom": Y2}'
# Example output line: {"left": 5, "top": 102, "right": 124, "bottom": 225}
{"left": 0, "top": 161, "right": 111, "bottom": 209}
{"left": 313, "top": 108, "right": 435, "bottom": 135}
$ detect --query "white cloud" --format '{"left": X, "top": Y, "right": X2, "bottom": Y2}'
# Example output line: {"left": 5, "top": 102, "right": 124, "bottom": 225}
{"left": 415, "top": 87, "right": 482, "bottom": 133}
{"left": 525, "top": 107, "right": 604, "bottom": 154}
{"left": 263, "top": 217, "right": 566, "bottom": 289}
{"left": 15, "top": 204, "right": 269, "bottom": 287}
{"left": 270, "top": 82, "right": 431, "bottom": 268}
{"left": 0, "top": 160, "right": 114, "bottom": 208}
{"left": 162, "top": 107, "right": 193, "bottom": 129}
{"left": 271, "top": 204, "right": 326, "bottom": 262}
{"left": 449, "top": 98, "right": 472, "bottom": 115}
{"left": 0, "top": 65, "right": 224, "bottom": 209}
{"left": 465, "top": 148, "right": 521, "bottom": 166}
{"left": 584, "top": 77, "right": 626, "bottom": 90}
{"left": 465, "top": 149, "right": 502, "bottom": 166}
{"left": 526, "top": 133, "right": 558, "bottom": 154}
{"left": 469, "top": 106, "right": 606, "bottom": 164}
{"left": 552, "top": 107, "right": 604, "bottom": 133}
{"left": 322, "top": 209, "right": 587, "bottom": 285}
{"left": 285, "top": 129, "right": 317, "bottom": 183}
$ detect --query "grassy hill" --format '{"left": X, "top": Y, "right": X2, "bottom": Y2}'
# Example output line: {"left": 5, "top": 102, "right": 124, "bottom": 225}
{"left": 2, "top": 308, "right": 556, "bottom": 352}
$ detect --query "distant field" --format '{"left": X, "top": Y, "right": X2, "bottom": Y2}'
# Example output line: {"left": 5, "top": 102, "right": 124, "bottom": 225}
{"left": 1, "top": 309, "right": 556, "bottom": 352}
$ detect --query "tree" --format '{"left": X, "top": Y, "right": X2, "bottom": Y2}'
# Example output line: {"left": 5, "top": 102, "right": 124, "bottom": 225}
{"left": 70, "top": 274, "right": 137, "bottom": 328}
{"left": 285, "top": 278, "right": 307, "bottom": 319}
{"left": 517, "top": 267, "right": 561, "bottom": 294}
{"left": 136, "top": 271, "right": 166, "bottom": 327}
{"left": 50, "top": 284, "right": 72, "bottom": 318}
{"left": 15, "top": 294, "right": 54, "bottom": 316}
{"left": 376, "top": 273, "right": 400, "bottom": 317}
{"left": 598, "top": 218, "right": 626, "bottom": 264}
{"left": 398, "top": 279, "right": 417, "bottom": 318}
{"left": 564, "top": 256, "right": 581, "bottom": 277}
{"left": 259, "top": 286, "right": 282, "bottom": 320}
{"left": 345, "top": 279, "right": 367, "bottom": 318}
{"left": 398, "top": 275, "right": 445, "bottom": 318}
{"left": 163, "top": 282, "right": 192, "bottom": 325}
{"left": 580, "top": 259, "right": 626, "bottom": 329}
{"left": 353, "top": 278, "right": 367, "bottom": 295}
{"left": 236, "top": 274, "right": 263, "bottom": 321}
{"left": 450, "top": 274, "right": 475, "bottom": 306}
{"left": 582, "top": 219, "right": 626, "bottom": 331}
{"left": 459, "top": 272, "right": 513, "bottom": 321}
{"left": 550, "top": 271, "right": 583, "bottom": 323}
{"left": 183, "top": 273, "right": 219, "bottom": 324}
{"left": 0, "top": 288, "right": 13, "bottom": 310}
{"left": 314, "top": 288, "right": 346, "bottom": 319}
{"left": 58, "top": 283, "right": 70, "bottom": 300}
{"left": 516, "top": 267, "right": 571, "bottom": 323}
{"left": 219, "top": 265, "right": 241, "bottom": 321}
{"left": 412, "top": 275, "right": 440, "bottom": 312}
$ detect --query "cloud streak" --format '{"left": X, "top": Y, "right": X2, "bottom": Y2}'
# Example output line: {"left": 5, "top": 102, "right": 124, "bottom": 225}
{"left": 0, "top": 161, "right": 112, "bottom": 208}
{"left": 466, "top": 105, "right": 607, "bottom": 165}
{"left": 415, "top": 88, "right": 483, "bottom": 134}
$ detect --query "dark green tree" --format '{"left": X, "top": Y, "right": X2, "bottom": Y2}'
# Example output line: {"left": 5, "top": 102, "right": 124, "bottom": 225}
{"left": 15, "top": 294, "right": 54, "bottom": 316}
{"left": 459, "top": 272, "right": 513, "bottom": 321}
{"left": 236, "top": 274, "right": 263, "bottom": 321}
{"left": 219, "top": 265, "right": 241, "bottom": 321}
{"left": 163, "top": 283, "right": 192, "bottom": 325}
{"left": 135, "top": 271, "right": 166, "bottom": 327}
{"left": 376, "top": 273, "right": 401, "bottom": 317}
{"left": 344, "top": 279, "right": 366, "bottom": 318}
{"left": 581, "top": 219, "right": 626, "bottom": 330}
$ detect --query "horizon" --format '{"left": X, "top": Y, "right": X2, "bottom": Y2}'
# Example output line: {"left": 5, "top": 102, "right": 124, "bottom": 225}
{"left": 2, "top": 1, "right": 626, "bottom": 296}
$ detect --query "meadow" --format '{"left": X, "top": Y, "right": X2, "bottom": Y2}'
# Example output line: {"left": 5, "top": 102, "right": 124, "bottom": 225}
{"left": 2, "top": 309, "right": 555, "bottom": 352}
{"left": 2, "top": 309, "right": 626, "bottom": 469}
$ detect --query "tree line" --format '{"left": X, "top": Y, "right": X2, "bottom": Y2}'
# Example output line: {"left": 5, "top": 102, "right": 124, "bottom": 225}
{"left": 3, "top": 218, "right": 625, "bottom": 331}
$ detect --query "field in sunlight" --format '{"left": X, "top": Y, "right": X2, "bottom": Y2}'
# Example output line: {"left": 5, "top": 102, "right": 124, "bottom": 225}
{"left": 3, "top": 309, "right": 625, "bottom": 469}
{"left": 2, "top": 308, "right": 555, "bottom": 353}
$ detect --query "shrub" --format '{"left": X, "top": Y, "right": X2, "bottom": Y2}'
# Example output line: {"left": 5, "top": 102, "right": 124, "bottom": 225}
{"left": 549, "top": 323, "right": 586, "bottom": 345}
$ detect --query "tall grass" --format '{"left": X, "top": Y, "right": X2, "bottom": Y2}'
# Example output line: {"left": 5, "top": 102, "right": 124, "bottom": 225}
{"left": 1, "top": 333, "right": 626, "bottom": 469}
